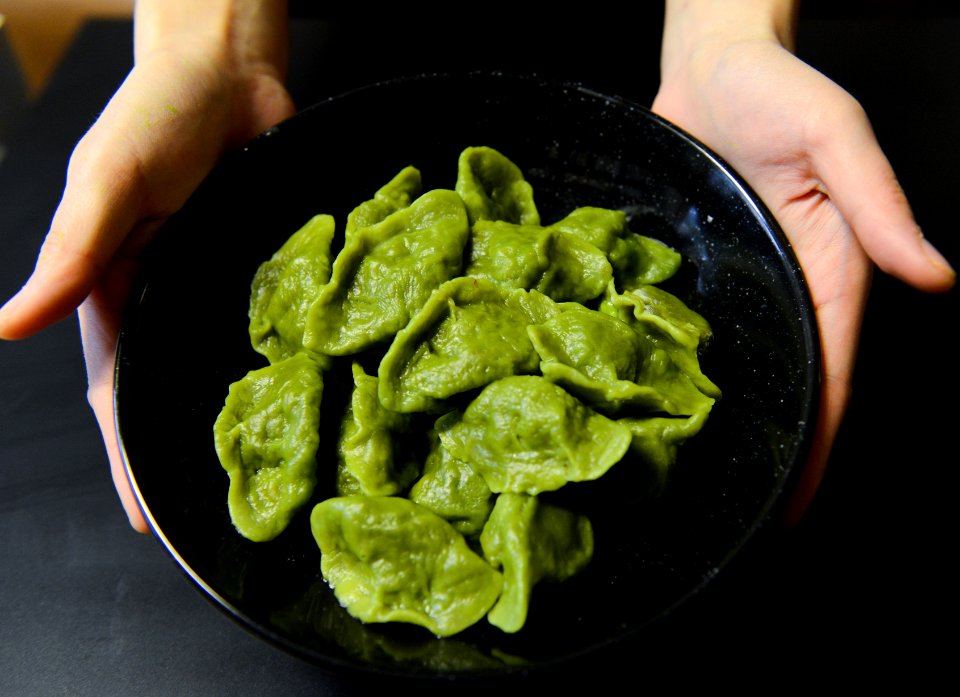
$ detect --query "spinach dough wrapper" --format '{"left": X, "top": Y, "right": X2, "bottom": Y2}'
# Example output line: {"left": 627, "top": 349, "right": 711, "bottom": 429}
{"left": 600, "top": 283, "right": 721, "bottom": 402}
{"left": 213, "top": 353, "right": 324, "bottom": 542}
{"left": 455, "top": 145, "right": 540, "bottom": 226}
{"left": 310, "top": 496, "right": 503, "bottom": 638}
{"left": 480, "top": 493, "right": 593, "bottom": 633}
{"left": 248, "top": 213, "right": 336, "bottom": 364}
{"left": 216, "top": 145, "right": 722, "bottom": 639}
{"left": 408, "top": 429, "right": 495, "bottom": 537}
{"left": 303, "top": 188, "right": 470, "bottom": 356}
{"left": 344, "top": 165, "right": 422, "bottom": 242}
{"left": 378, "top": 277, "right": 559, "bottom": 414}
{"left": 529, "top": 298, "right": 717, "bottom": 486}
{"left": 438, "top": 375, "right": 633, "bottom": 495}
{"left": 465, "top": 219, "right": 613, "bottom": 304}
{"left": 550, "top": 206, "right": 682, "bottom": 289}
{"left": 599, "top": 283, "right": 721, "bottom": 478}
{"left": 336, "top": 362, "right": 418, "bottom": 497}
{"left": 529, "top": 301, "right": 713, "bottom": 417}
{"left": 619, "top": 412, "right": 713, "bottom": 490}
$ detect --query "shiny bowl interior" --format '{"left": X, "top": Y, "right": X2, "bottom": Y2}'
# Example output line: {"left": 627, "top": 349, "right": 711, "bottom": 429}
{"left": 114, "top": 72, "right": 819, "bottom": 681}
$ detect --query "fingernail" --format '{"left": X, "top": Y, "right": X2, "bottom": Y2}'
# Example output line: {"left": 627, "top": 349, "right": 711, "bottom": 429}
{"left": 0, "top": 290, "right": 24, "bottom": 329}
{"left": 921, "top": 237, "right": 956, "bottom": 277}
{"left": 0, "top": 265, "right": 46, "bottom": 338}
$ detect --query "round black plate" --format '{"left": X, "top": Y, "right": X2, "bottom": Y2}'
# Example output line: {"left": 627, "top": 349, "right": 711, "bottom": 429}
{"left": 114, "top": 72, "right": 819, "bottom": 681}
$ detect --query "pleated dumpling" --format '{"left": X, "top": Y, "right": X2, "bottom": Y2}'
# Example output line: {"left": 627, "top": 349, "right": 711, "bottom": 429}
{"left": 336, "top": 362, "right": 418, "bottom": 497}
{"left": 600, "top": 283, "right": 721, "bottom": 402}
{"left": 310, "top": 496, "right": 503, "bottom": 638}
{"left": 455, "top": 145, "right": 540, "bottom": 226}
{"left": 437, "top": 375, "right": 633, "bottom": 495}
{"left": 213, "top": 353, "right": 325, "bottom": 542}
{"left": 344, "top": 165, "right": 422, "bottom": 242}
{"left": 408, "top": 426, "right": 494, "bottom": 537}
{"left": 248, "top": 213, "right": 336, "bottom": 364}
{"left": 377, "top": 277, "right": 558, "bottom": 414}
{"left": 466, "top": 219, "right": 613, "bottom": 303}
{"left": 551, "top": 206, "right": 682, "bottom": 289}
{"left": 303, "top": 188, "right": 469, "bottom": 356}
{"left": 480, "top": 493, "right": 593, "bottom": 633}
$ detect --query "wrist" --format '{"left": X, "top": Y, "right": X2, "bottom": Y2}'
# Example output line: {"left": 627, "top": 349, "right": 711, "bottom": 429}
{"left": 661, "top": 0, "right": 799, "bottom": 78}
{"left": 133, "top": 0, "right": 289, "bottom": 77}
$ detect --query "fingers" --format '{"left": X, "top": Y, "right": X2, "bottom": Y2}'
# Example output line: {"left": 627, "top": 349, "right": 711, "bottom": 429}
{"left": 0, "top": 134, "right": 155, "bottom": 340}
{"left": 651, "top": 37, "right": 952, "bottom": 527}
{"left": 782, "top": 263, "right": 869, "bottom": 527}
{"left": 783, "top": 90, "right": 954, "bottom": 527}
{"left": 0, "top": 6, "right": 297, "bottom": 532}
{"left": 0, "top": 251, "right": 96, "bottom": 340}
{"left": 0, "top": 60, "right": 232, "bottom": 531}
{"left": 810, "top": 99, "right": 955, "bottom": 294}
{"left": 80, "top": 290, "right": 150, "bottom": 534}
{"left": 0, "top": 56, "right": 235, "bottom": 341}
{"left": 767, "top": 184, "right": 874, "bottom": 527}
{"left": 0, "top": 139, "right": 136, "bottom": 339}
{"left": 87, "top": 376, "right": 151, "bottom": 535}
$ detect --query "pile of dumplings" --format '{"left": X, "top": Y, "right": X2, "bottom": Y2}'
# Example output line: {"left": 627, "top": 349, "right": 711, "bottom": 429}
{"left": 213, "top": 147, "right": 720, "bottom": 637}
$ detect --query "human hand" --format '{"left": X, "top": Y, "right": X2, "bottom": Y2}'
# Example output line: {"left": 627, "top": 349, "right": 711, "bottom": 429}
{"left": 0, "top": 0, "right": 296, "bottom": 533}
{"left": 652, "top": 0, "right": 955, "bottom": 526}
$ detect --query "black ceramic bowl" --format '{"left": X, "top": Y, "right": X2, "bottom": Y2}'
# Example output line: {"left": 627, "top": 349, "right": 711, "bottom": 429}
{"left": 114, "top": 72, "right": 819, "bottom": 681}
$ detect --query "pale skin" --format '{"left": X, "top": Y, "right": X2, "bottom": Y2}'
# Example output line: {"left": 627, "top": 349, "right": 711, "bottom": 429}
{"left": 0, "top": 1, "right": 954, "bottom": 533}
{"left": 654, "top": 0, "right": 954, "bottom": 524}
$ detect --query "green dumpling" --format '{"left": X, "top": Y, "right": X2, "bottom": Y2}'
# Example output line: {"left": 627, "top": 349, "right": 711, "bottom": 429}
{"left": 213, "top": 353, "right": 324, "bottom": 542}
{"left": 465, "top": 219, "right": 612, "bottom": 303}
{"left": 530, "top": 303, "right": 654, "bottom": 409}
{"left": 464, "top": 219, "right": 551, "bottom": 290}
{"left": 480, "top": 493, "right": 593, "bottom": 633}
{"left": 608, "top": 232, "right": 683, "bottom": 289}
{"left": 310, "top": 496, "right": 503, "bottom": 637}
{"left": 550, "top": 206, "right": 682, "bottom": 289}
{"left": 618, "top": 411, "right": 712, "bottom": 491}
{"left": 336, "top": 362, "right": 418, "bottom": 497}
{"left": 438, "top": 375, "right": 633, "bottom": 495}
{"left": 408, "top": 423, "right": 495, "bottom": 537}
{"left": 604, "top": 283, "right": 714, "bottom": 351}
{"left": 248, "top": 214, "right": 336, "bottom": 364}
{"left": 530, "top": 301, "right": 716, "bottom": 481}
{"left": 529, "top": 302, "right": 697, "bottom": 415}
{"left": 303, "top": 188, "right": 470, "bottom": 356}
{"left": 344, "top": 165, "right": 422, "bottom": 241}
{"left": 547, "top": 206, "right": 627, "bottom": 252}
{"left": 378, "top": 277, "right": 558, "bottom": 414}
{"left": 600, "top": 283, "right": 721, "bottom": 401}
{"left": 455, "top": 146, "right": 540, "bottom": 226}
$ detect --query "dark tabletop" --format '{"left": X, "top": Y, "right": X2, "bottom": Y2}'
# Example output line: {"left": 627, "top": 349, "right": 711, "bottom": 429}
{"left": 1, "top": 11, "right": 957, "bottom": 696}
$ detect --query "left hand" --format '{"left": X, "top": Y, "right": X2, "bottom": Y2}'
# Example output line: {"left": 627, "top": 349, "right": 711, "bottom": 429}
{"left": 0, "top": 0, "right": 297, "bottom": 533}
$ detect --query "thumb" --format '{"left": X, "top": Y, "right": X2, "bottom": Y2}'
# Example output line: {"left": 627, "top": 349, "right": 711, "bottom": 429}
{"left": 0, "top": 64, "right": 233, "bottom": 340}
{"left": 0, "top": 142, "right": 156, "bottom": 340}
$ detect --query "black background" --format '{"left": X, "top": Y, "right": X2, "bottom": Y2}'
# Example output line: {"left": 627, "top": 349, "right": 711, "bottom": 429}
{"left": 1, "top": 7, "right": 957, "bottom": 694}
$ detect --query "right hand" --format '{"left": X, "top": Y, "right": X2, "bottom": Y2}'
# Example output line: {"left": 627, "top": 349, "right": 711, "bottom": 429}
{"left": 651, "top": 0, "right": 955, "bottom": 526}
